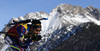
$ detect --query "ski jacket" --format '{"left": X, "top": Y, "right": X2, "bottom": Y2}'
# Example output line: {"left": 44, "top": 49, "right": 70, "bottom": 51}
{"left": 5, "top": 23, "right": 34, "bottom": 48}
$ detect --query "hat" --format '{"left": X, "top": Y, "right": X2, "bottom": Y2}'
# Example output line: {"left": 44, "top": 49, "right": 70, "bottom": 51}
{"left": 31, "top": 20, "right": 41, "bottom": 28}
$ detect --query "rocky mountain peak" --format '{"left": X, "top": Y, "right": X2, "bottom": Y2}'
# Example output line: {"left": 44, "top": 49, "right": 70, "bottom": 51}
{"left": 85, "top": 6, "right": 100, "bottom": 20}
{"left": 23, "top": 12, "right": 48, "bottom": 19}
{"left": 53, "top": 4, "right": 86, "bottom": 15}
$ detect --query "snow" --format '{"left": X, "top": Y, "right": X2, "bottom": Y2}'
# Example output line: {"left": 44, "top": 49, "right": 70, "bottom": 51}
{"left": 0, "top": 34, "right": 5, "bottom": 43}
{"left": 1, "top": 45, "right": 10, "bottom": 51}
{"left": 84, "top": 14, "right": 100, "bottom": 25}
{"left": 87, "top": 7, "right": 93, "bottom": 11}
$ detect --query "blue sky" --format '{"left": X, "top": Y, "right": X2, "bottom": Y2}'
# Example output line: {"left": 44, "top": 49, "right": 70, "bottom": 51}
{"left": 0, "top": 0, "right": 100, "bottom": 31}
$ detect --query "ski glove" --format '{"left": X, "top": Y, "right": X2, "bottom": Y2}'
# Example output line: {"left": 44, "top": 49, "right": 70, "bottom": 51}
{"left": 31, "top": 35, "right": 42, "bottom": 41}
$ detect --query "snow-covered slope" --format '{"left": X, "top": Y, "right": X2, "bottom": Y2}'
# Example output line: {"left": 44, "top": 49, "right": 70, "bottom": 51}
{"left": 0, "top": 4, "right": 100, "bottom": 51}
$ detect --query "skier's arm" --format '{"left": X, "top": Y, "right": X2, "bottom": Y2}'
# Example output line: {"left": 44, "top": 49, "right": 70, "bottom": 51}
{"left": 16, "top": 25, "right": 33, "bottom": 47}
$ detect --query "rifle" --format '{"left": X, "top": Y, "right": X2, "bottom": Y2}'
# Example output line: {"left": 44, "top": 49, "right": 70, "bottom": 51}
{"left": 5, "top": 18, "right": 48, "bottom": 26}
{"left": 0, "top": 32, "right": 7, "bottom": 34}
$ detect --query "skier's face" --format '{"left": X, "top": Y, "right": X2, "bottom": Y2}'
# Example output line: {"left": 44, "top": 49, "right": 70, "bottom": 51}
{"left": 30, "top": 28, "right": 41, "bottom": 35}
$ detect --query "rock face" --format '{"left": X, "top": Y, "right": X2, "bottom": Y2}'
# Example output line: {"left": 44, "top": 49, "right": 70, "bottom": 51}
{"left": 85, "top": 6, "right": 100, "bottom": 20}
{"left": 56, "top": 4, "right": 86, "bottom": 16}
{"left": 50, "top": 22, "right": 100, "bottom": 51}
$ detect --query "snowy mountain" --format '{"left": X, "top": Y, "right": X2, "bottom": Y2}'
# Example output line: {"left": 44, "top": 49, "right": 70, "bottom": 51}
{"left": 50, "top": 22, "right": 100, "bottom": 51}
{"left": 0, "top": 3, "right": 100, "bottom": 51}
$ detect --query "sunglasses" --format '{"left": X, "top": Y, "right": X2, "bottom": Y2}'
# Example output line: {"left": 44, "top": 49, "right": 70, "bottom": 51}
{"left": 35, "top": 29, "right": 41, "bottom": 32}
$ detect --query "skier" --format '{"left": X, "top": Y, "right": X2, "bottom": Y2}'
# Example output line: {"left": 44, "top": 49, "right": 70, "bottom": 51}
{"left": 4, "top": 20, "right": 42, "bottom": 51}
